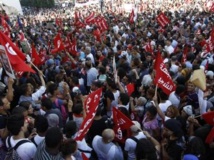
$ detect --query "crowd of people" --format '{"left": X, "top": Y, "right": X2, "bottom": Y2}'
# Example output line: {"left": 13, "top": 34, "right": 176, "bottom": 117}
{"left": 0, "top": 0, "right": 214, "bottom": 159}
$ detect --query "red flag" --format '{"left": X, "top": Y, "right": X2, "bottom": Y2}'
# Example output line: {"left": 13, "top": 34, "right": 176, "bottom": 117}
{"left": 0, "top": 31, "right": 35, "bottom": 73}
{"left": 75, "top": 88, "right": 103, "bottom": 141}
{"left": 156, "top": 12, "right": 170, "bottom": 28}
{"left": 210, "top": 3, "right": 214, "bottom": 12}
{"left": 202, "top": 111, "right": 214, "bottom": 126}
{"left": 182, "top": 46, "right": 188, "bottom": 63}
{"left": 154, "top": 52, "right": 176, "bottom": 95}
{"left": 1, "top": 16, "right": 10, "bottom": 37}
{"left": 129, "top": 9, "right": 134, "bottom": 24}
{"left": 205, "top": 127, "right": 214, "bottom": 144}
{"left": 82, "top": 153, "right": 89, "bottom": 160}
{"left": 55, "top": 17, "right": 63, "bottom": 28}
{"left": 0, "top": 31, "right": 25, "bottom": 60}
{"left": 93, "top": 28, "right": 101, "bottom": 42}
{"left": 113, "top": 107, "right": 134, "bottom": 143}
{"left": 202, "top": 111, "right": 214, "bottom": 144}
{"left": 51, "top": 33, "right": 65, "bottom": 54}
{"left": 31, "top": 45, "right": 42, "bottom": 66}
{"left": 144, "top": 42, "right": 154, "bottom": 57}
{"left": 38, "top": 48, "right": 46, "bottom": 65}
{"left": 69, "top": 39, "right": 78, "bottom": 56}
{"left": 210, "top": 28, "right": 214, "bottom": 46}
{"left": 85, "top": 12, "right": 95, "bottom": 24}
{"left": 126, "top": 83, "right": 135, "bottom": 96}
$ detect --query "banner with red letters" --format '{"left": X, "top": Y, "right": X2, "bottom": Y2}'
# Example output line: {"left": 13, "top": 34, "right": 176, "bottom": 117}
{"left": 75, "top": 88, "right": 102, "bottom": 141}
{"left": 113, "top": 107, "right": 134, "bottom": 143}
{"left": 156, "top": 12, "right": 170, "bottom": 28}
{"left": 154, "top": 52, "right": 176, "bottom": 95}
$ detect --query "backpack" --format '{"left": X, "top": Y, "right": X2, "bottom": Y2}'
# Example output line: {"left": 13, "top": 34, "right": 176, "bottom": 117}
{"left": 55, "top": 98, "right": 68, "bottom": 123}
{"left": 5, "top": 136, "right": 29, "bottom": 160}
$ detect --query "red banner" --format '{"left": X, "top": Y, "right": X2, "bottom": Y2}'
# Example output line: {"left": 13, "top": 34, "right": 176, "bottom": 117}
{"left": 75, "top": 88, "right": 102, "bottom": 141}
{"left": 85, "top": 12, "right": 95, "bottom": 24}
{"left": 156, "top": 12, "right": 170, "bottom": 28}
{"left": 154, "top": 52, "right": 175, "bottom": 95}
{"left": 182, "top": 46, "right": 188, "bottom": 63}
{"left": 31, "top": 45, "right": 42, "bottom": 66}
{"left": 113, "top": 107, "right": 134, "bottom": 143}
{"left": 0, "top": 31, "right": 35, "bottom": 73}
{"left": 129, "top": 9, "right": 134, "bottom": 24}
{"left": 51, "top": 33, "right": 65, "bottom": 54}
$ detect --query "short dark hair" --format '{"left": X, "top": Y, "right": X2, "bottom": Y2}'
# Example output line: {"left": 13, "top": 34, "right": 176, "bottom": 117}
{"left": 41, "top": 98, "right": 53, "bottom": 110}
{"left": 34, "top": 115, "right": 48, "bottom": 133}
{"left": 60, "top": 139, "right": 77, "bottom": 158}
{"left": 19, "top": 101, "right": 32, "bottom": 110}
{"left": 72, "top": 103, "right": 83, "bottom": 115}
{"left": 7, "top": 114, "right": 25, "bottom": 135}
{"left": 47, "top": 83, "right": 58, "bottom": 95}
{"left": 12, "top": 107, "right": 27, "bottom": 115}
{"left": 45, "top": 127, "right": 63, "bottom": 148}
{"left": 146, "top": 106, "right": 157, "bottom": 118}
{"left": 120, "top": 93, "right": 130, "bottom": 106}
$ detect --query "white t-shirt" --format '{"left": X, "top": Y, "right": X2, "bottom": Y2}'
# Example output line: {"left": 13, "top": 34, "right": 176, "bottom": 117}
{"left": 5, "top": 136, "right": 37, "bottom": 160}
{"left": 158, "top": 100, "right": 172, "bottom": 120}
{"left": 33, "top": 134, "right": 45, "bottom": 146}
{"left": 168, "top": 91, "right": 180, "bottom": 108}
{"left": 124, "top": 132, "right": 146, "bottom": 160}
{"left": 92, "top": 135, "right": 123, "bottom": 160}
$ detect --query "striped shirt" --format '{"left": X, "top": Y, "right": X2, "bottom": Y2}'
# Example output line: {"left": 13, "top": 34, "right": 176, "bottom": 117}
{"left": 34, "top": 140, "right": 63, "bottom": 160}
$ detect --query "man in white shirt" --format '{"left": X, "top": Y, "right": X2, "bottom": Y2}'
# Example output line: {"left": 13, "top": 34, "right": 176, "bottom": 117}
{"left": 124, "top": 125, "right": 146, "bottom": 160}
{"left": 6, "top": 114, "right": 37, "bottom": 160}
{"left": 92, "top": 129, "right": 123, "bottom": 160}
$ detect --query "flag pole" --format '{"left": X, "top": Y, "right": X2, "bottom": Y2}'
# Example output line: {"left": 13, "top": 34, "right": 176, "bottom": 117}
{"left": 30, "top": 61, "right": 45, "bottom": 78}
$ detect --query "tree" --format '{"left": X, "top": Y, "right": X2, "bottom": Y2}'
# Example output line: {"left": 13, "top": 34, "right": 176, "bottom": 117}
{"left": 20, "top": 0, "right": 55, "bottom": 8}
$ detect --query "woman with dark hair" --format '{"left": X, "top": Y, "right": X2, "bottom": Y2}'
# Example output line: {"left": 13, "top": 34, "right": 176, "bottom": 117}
{"left": 162, "top": 119, "right": 185, "bottom": 160}
{"left": 183, "top": 136, "right": 206, "bottom": 160}
{"left": 135, "top": 138, "right": 158, "bottom": 160}
{"left": 142, "top": 106, "right": 160, "bottom": 140}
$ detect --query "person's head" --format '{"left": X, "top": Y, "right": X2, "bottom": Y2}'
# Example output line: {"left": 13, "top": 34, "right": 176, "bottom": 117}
{"left": 130, "top": 125, "right": 140, "bottom": 135}
{"left": 72, "top": 103, "right": 83, "bottom": 115}
{"left": 34, "top": 115, "right": 49, "bottom": 135}
{"left": 91, "top": 80, "right": 102, "bottom": 91}
{"left": 20, "top": 83, "right": 34, "bottom": 96}
{"left": 181, "top": 105, "right": 193, "bottom": 118}
{"left": 12, "top": 107, "right": 28, "bottom": 118}
{"left": 46, "top": 114, "right": 59, "bottom": 128}
{"left": 102, "top": 129, "right": 115, "bottom": 143}
{"left": 7, "top": 114, "right": 27, "bottom": 136}
{"left": 135, "top": 138, "right": 158, "bottom": 160}
{"left": 85, "top": 57, "right": 92, "bottom": 68}
{"left": 175, "top": 85, "right": 186, "bottom": 96}
{"left": 19, "top": 101, "right": 33, "bottom": 115}
{"left": 45, "top": 127, "right": 63, "bottom": 149}
{"left": 163, "top": 119, "right": 183, "bottom": 139}
{"left": 146, "top": 88, "right": 155, "bottom": 99}
{"left": 64, "top": 120, "right": 77, "bottom": 138}
{"left": 0, "top": 96, "right": 10, "bottom": 112}
{"left": 165, "top": 105, "right": 180, "bottom": 118}
{"left": 187, "top": 81, "right": 196, "bottom": 93}
{"left": 118, "top": 93, "right": 130, "bottom": 106}
{"left": 47, "top": 83, "right": 59, "bottom": 96}
{"left": 145, "top": 106, "right": 157, "bottom": 120}
{"left": 60, "top": 139, "right": 77, "bottom": 159}
{"left": 185, "top": 136, "right": 205, "bottom": 159}
{"left": 41, "top": 98, "right": 53, "bottom": 111}
{"left": 158, "top": 88, "right": 168, "bottom": 101}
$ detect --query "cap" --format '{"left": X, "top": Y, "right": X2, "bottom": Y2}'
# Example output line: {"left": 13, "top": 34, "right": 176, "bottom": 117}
{"left": 206, "top": 71, "right": 213, "bottom": 79}
{"left": 183, "top": 105, "right": 193, "bottom": 116}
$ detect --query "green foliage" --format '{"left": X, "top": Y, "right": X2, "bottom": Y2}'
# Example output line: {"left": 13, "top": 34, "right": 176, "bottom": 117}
{"left": 20, "top": 0, "right": 55, "bottom": 8}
